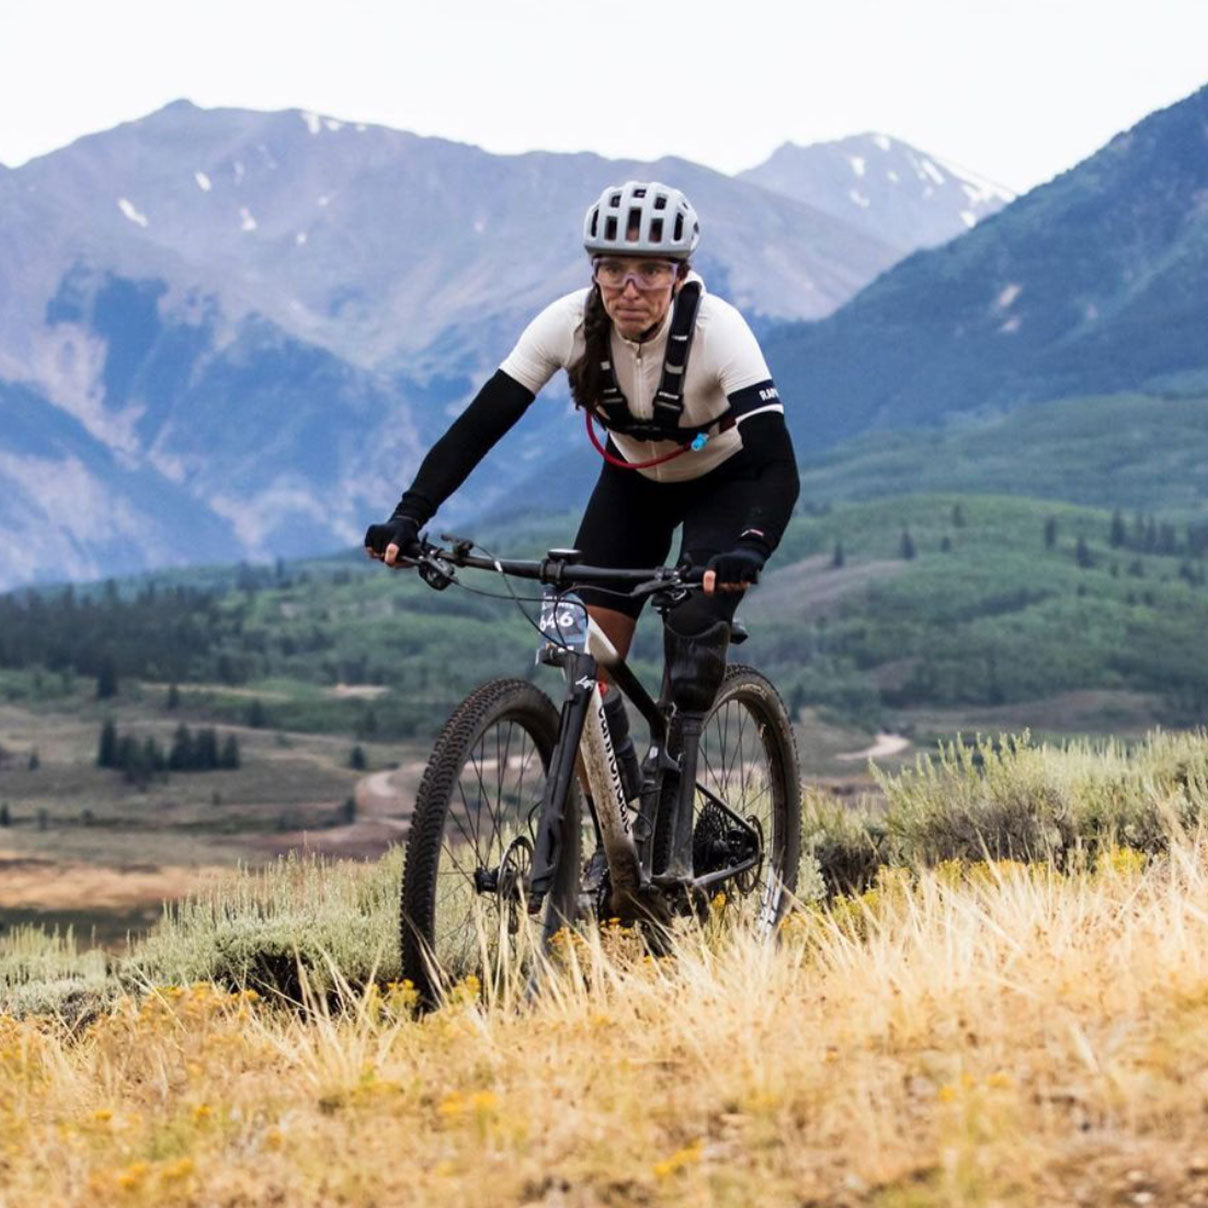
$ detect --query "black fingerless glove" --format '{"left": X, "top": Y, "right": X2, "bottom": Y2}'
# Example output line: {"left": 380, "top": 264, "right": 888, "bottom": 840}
{"left": 706, "top": 530, "right": 772, "bottom": 586}
{"left": 363, "top": 511, "right": 421, "bottom": 559}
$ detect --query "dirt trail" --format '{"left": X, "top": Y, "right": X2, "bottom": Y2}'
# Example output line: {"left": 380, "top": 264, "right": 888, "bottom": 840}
{"left": 835, "top": 733, "right": 911, "bottom": 763}
{"left": 255, "top": 758, "right": 430, "bottom": 860}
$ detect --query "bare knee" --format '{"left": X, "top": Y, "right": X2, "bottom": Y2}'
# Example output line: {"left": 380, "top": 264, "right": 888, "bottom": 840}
{"left": 587, "top": 605, "right": 637, "bottom": 660}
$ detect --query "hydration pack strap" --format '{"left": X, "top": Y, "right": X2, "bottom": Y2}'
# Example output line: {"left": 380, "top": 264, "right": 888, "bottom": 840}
{"left": 591, "top": 281, "right": 723, "bottom": 445}
{"left": 650, "top": 279, "right": 701, "bottom": 431}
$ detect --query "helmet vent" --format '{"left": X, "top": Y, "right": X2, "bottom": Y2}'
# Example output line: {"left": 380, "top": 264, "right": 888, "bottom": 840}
{"left": 583, "top": 180, "right": 700, "bottom": 259}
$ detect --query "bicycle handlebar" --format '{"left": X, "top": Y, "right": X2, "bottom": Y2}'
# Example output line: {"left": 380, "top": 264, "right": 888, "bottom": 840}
{"left": 401, "top": 533, "right": 704, "bottom": 597}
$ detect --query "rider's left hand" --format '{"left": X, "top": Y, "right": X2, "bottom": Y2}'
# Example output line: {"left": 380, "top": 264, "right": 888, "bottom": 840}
{"left": 702, "top": 535, "right": 769, "bottom": 594}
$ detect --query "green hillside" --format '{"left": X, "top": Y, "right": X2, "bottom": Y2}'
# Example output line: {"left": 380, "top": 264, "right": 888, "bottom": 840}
{"left": 795, "top": 391, "right": 1208, "bottom": 516}
{"left": 745, "top": 493, "right": 1208, "bottom": 730}
{"left": 3, "top": 492, "right": 1206, "bottom": 741}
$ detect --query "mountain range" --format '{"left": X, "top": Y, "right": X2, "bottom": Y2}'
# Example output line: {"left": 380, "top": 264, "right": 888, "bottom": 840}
{"left": 763, "top": 84, "right": 1208, "bottom": 451}
{"left": 0, "top": 102, "right": 1011, "bottom": 589}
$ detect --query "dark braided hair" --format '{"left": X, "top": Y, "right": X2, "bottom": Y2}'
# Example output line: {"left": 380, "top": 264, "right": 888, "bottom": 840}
{"left": 567, "top": 283, "right": 611, "bottom": 414}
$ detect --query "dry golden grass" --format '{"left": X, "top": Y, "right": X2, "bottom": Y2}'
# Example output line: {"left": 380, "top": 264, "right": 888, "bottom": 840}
{"left": 0, "top": 851, "right": 225, "bottom": 911}
{"left": 5, "top": 844, "right": 1208, "bottom": 1206}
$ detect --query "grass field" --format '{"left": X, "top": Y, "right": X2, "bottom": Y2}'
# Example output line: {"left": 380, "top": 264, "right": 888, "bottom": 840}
{"left": 3, "top": 841, "right": 1208, "bottom": 1204}
{"left": 4, "top": 727, "right": 1208, "bottom": 1205}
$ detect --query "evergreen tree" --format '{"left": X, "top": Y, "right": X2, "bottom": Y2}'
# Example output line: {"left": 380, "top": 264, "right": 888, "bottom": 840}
{"left": 899, "top": 529, "right": 916, "bottom": 560}
{"left": 349, "top": 744, "right": 368, "bottom": 771}
{"left": 246, "top": 698, "right": 267, "bottom": 728}
{"left": 951, "top": 503, "right": 967, "bottom": 528}
{"left": 831, "top": 541, "right": 845, "bottom": 569}
{"left": 166, "top": 682, "right": 180, "bottom": 710}
{"left": 142, "top": 736, "right": 165, "bottom": 774}
{"left": 1110, "top": 509, "right": 1126, "bottom": 548}
{"left": 1132, "top": 511, "right": 1146, "bottom": 548}
{"left": 220, "top": 734, "right": 241, "bottom": 770}
{"left": 168, "top": 723, "right": 194, "bottom": 771}
{"left": 1075, "top": 536, "right": 1093, "bottom": 568}
{"left": 1044, "top": 516, "right": 1057, "bottom": 550}
{"left": 97, "top": 719, "right": 118, "bottom": 768}
{"left": 196, "top": 727, "right": 219, "bottom": 770}
{"left": 0, "top": 804, "right": 8, "bottom": 827}
{"left": 119, "top": 737, "right": 150, "bottom": 788}
{"left": 27, "top": 748, "right": 39, "bottom": 771}
{"left": 940, "top": 535, "right": 953, "bottom": 553}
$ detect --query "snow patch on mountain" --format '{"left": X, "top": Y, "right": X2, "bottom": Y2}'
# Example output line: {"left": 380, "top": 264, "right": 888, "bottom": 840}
{"left": 194, "top": 171, "right": 212, "bottom": 192}
{"left": 996, "top": 283, "right": 1022, "bottom": 310}
{"left": 118, "top": 198, "right": 149, "bottom": 227}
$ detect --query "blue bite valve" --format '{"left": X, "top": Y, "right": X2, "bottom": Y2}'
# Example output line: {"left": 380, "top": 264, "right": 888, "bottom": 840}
{"left": 690, "top": 433, "right": 709, "bottom": 452}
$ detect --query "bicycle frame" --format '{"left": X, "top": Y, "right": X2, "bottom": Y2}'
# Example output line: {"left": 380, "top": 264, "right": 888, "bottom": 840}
{"left": 529, "top": 611, "right": 662, "bottom": 916}
{"left": 529, "top": 605, "right": 763, "bottom": 921}
{"left": 405, "top": 537, "right": 770, "bottom": 923}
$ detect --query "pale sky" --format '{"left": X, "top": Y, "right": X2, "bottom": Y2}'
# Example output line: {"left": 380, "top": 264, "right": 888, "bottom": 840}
{"left": 3, "top": 0, "right": 1207, "bottom": 193}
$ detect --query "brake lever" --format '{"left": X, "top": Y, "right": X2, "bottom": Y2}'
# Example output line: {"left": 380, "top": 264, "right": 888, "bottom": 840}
{"left": 418, "top": 556, "right": 456, "bottom": 591}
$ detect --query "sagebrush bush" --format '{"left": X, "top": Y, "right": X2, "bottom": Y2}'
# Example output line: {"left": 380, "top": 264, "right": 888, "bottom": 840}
{"left": 872, "top": 729, "right": 1208, "bottom": 869}
{"left": 799, "top": 789, "right": 889, "bottom": 897}
{"left": 128, "top": 848, "right": 406, "bottom": 996}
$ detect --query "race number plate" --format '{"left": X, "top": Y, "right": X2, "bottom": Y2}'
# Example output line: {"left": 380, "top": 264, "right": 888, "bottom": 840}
{"left": 537, "top": 591, "right": 590, "bottom": 654}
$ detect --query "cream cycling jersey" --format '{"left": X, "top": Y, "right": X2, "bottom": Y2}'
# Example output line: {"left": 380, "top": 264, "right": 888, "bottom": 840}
{"left": 500, "top": 273, "right": 783, "bottom": 484}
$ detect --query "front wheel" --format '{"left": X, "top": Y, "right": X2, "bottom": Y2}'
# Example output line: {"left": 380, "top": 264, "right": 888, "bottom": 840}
{"left": 655, "top": 665, "right": 802, "bottom": 929}
{"left": 399, "top": 678, "right": 581, "bottom": 1006}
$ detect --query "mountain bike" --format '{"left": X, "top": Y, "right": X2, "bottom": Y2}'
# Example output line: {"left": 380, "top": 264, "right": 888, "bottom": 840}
{"left": 394, "top": 535, "right": 802, "bottom": 1004}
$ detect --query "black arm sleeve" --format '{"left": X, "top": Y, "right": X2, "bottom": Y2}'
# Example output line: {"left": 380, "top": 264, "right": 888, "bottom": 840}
{"left": 727, "top": 381, "right": 800, "bottom": 554}
{"left": 394, "top": 369, "right": 536, "bottom": 525}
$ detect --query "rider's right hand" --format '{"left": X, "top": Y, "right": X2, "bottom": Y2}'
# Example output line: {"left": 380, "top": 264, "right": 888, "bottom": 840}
{"left": 364, "top": 513, "right": 421, "bottom": 567}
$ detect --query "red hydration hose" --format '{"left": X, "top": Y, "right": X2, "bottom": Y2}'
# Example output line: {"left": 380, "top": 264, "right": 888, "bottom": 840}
{"left": 585, "top": 411, "right": 695, "bottom": 470}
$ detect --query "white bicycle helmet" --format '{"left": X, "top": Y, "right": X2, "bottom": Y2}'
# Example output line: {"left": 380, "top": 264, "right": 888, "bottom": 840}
{"left": 583, "top": 181, "right": 700, "bottom": 260}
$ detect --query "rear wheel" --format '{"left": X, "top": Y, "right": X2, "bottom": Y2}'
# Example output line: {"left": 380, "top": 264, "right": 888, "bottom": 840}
{"left": 654, "top": 664, "right": 801, "bottom": 930}
{"left": 399, "top": 678, "right": 581, "bottom": 1006}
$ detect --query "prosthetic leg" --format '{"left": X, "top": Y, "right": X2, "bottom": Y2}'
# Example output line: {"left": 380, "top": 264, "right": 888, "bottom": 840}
{"left": 659, "top": 606, "right": 732, "bottom": 883}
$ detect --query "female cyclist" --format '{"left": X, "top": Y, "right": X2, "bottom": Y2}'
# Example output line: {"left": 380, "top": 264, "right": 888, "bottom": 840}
{"left": 365, "top": 181, "right": 799, "bottom": 768}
